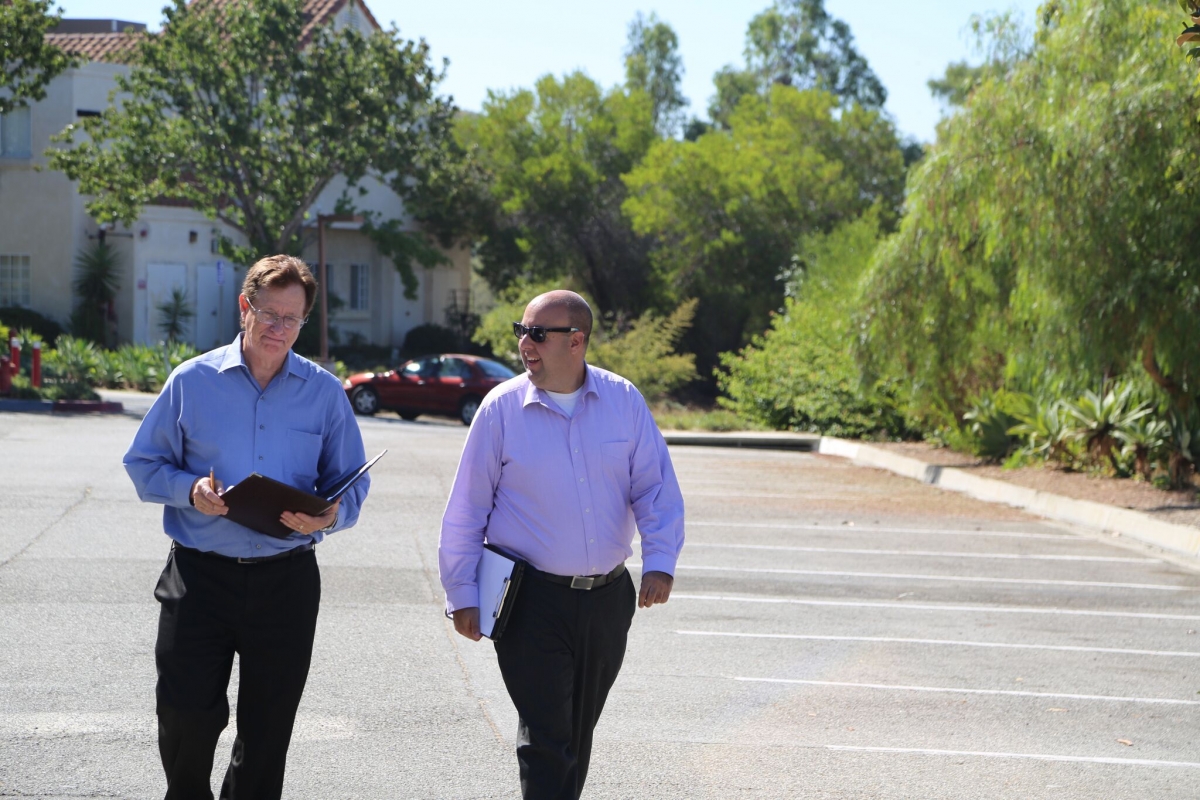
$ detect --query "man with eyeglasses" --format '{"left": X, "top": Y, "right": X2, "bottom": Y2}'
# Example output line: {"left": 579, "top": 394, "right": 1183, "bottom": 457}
{"left": 439, "top": 289, "right": 685, "bottom": 800}
{"left": 124, "top": 254, "right": 370, "bottom": 799}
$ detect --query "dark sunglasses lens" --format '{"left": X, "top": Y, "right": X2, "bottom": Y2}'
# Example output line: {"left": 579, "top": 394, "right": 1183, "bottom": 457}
{"left": 513, "top": 323, "right": 548, "bottom": 343}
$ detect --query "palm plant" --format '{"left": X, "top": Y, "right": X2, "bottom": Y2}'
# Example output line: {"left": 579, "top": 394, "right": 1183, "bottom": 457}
{"left": 156, "top": 288, "right": 195, "bottom": 343}
{"left": 71, "top": 242, "right": 121, "bottom": 347}
{"left": 1062, "top": 382, "right": 1152, "bottom": 473}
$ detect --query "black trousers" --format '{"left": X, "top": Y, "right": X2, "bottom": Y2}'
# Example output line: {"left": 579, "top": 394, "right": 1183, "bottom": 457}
{"left": 494, "top": 569, "right": 637, "bottom": 800}
{"left": 153, "top": 545, "right": 321, "bottom": 800}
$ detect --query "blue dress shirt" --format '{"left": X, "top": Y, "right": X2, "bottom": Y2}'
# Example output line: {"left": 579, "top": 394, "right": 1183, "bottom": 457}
{"left": 124, "top": 334, "right": 369, "bottom": 558}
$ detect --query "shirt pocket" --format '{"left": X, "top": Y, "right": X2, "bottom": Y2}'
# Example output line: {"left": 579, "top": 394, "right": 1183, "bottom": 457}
{"left": 601, "top": 440, "right": 633, "bottom": 486}
{"left": 286, "top": 429, "right": 323, "bottom": 491}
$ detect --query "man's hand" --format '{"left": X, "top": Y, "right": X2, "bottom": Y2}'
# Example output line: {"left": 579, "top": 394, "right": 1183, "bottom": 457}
{"left": 452, "top": 607, "right": 482, "bottom": 641}
{"left": 638, "top": 570, "right": 673, "bottom": 608}
{"left": 190, "top": 476, "right": 227, "bottom": 516}
{"left": 281, "top": 499, "right": 340, "bottom": 536}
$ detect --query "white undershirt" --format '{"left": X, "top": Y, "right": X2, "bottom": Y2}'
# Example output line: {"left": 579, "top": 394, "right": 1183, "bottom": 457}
{"left": 545, "top": 386, "right": 585, "bottom": 417}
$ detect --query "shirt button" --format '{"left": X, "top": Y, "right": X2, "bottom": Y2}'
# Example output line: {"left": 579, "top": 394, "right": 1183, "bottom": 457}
{"left": 584, "top": 508, "right": 590, "bottom": 513}
{"left": 259, "top": 424, "right": 265, "bottom": 430}
{"left": 589, "top": 539, "right": 594, "bottom": 543}
{"left": 578, "top": 477, "right": 584, "bottom": 482}
{"left": 256, "top": 544, "right": 262, "bottom": 549}
{"left": 259, "top": 456, "right": 264, "bottom": 461}
{"left": 574, "top": 448, "right": 579, "bottom": 453}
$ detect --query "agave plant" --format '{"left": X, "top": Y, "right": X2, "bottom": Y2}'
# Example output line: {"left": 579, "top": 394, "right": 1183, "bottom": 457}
{"left": 1163, "top": 407, "right": 1200, "bottom": 488}
{"left": 962, "top": 390, "right": 1023, "bottom": 461}
{"left": 1008, "top": 395, "right": 1074, "bottom": 465}
{"left": 1115, "top": 415, "right": 1170, "bottom": 481}
{"left": 1062, "top": 382, "right": 1153, "bottom": 473}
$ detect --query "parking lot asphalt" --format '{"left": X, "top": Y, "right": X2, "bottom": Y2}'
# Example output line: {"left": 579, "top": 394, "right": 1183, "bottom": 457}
{"left": 2, "top": 408, "right": 1199, "bottom": 799}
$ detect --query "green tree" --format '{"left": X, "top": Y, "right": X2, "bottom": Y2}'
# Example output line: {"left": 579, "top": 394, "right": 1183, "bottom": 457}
{"left": 624, "top": 84, "right": 905, "bottom": 377}
{"left": 0, "top": 0, "right": 78, "bottom": 115}
{"left": 860, "top": 0, "right": 1200, "bottom": 428}
{"left": 709, "top": 0, "right": 885, "bottom": 127}
{"left": 48, "top": 0, "right": 459, "bottom": 283}
{"left": 624, "top": 12, "right": 687, "bottom": 138}
{"left": 456, "top": 72, "right": 660, "bottom": 317}
{"left": 928, "top": 11, "right": 1032, "bottom": 108}
{"left": 718, "top": 210, "right": 908, "bottom": 437}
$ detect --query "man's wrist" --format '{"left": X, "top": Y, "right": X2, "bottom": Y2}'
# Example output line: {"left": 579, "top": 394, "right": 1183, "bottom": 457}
{"left": 318, "top": 512, "right": 338, "bottom": 532}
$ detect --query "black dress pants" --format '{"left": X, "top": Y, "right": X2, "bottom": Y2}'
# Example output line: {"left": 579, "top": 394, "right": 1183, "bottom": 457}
{"left": 494, "top": 569, "right": 637, "bottom": 800}
{"left": 153, "top": 545, "right": 321, "bottom": 800}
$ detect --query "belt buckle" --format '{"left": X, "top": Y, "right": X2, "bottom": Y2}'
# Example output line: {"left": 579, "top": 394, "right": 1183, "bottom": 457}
{"left": 569, "top": 575, "right": 595, "bottom": 590}
{"left": 237, "top": 557, "right": 256, "bottom": 564}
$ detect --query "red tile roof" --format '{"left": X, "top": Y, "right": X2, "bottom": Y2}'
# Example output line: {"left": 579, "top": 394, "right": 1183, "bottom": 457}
{"left": 45, "top": 0, "right": 380, "bottom": 62}
{"left": 44, "top": 31, "right": 142, "bottom": 64}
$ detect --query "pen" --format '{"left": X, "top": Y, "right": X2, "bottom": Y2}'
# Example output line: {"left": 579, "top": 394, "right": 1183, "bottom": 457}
{"left": 210, "top": 467, "right": 215, "bottom": 493}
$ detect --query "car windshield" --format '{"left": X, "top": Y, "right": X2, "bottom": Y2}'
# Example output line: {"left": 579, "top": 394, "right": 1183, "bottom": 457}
{"left": 476, "top": 359, "right": 516, "bottom": 379}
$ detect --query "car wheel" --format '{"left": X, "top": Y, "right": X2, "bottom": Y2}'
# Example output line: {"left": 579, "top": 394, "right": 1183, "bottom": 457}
{"left": 459, "top": 395, "right": 482, "bottom": 426}
{"left": 398, "top": 410, "right": 419, "bottom": 421}
{"left": 350, "top": 386, "right": 379, "bottom": 416}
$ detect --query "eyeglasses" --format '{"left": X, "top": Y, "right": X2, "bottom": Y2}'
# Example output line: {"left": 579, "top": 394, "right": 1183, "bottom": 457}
{"left": 246, "top": 298, "right": 308, "bottom": 331}
{"left": 512, "top": 322, "right": 580, "bottom": 343}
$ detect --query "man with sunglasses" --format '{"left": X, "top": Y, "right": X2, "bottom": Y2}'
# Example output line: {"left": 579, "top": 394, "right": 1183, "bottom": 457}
{"left": 124, "top": 254, "right": 370, "bottom": 799}
{"left": 439, "top": 289, "right": 685, "bottom": 800}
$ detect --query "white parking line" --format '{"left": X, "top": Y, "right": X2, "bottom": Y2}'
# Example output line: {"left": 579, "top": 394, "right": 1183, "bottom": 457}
{"left": 675, "top": 564, "right": 1190, "bottom": 591}
{"left": 733, "top": 676, "right": 1200, "bottom": 706}
{"left": 670, "top": 593, "right": 1200, "bottom": 622}
{"left": 677, "top": 630, "right": 1200, "bottom": 658}
{"left": 689, "top": 521, "right": 1078, "bottom": 540}
{"left": 686, "top": 542, "right": 1157, "bottom": 564}
{"left": 823, "top": 746, "right": 1200, "bottom": 769}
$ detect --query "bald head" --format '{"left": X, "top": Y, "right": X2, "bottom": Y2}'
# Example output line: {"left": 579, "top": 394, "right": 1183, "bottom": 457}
{"left": 527, "top": 290, "right": 593, "bottom": 344}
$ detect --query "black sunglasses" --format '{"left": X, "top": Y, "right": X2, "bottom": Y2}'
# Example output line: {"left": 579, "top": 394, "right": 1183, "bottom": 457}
{"left": 512, "top": 322, "right": 580, "bottom": 343}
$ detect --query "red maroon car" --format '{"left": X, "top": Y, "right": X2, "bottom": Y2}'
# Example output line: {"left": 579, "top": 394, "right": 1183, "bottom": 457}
{"left": 342, "top": 353, "right": 517, "bottom": 425}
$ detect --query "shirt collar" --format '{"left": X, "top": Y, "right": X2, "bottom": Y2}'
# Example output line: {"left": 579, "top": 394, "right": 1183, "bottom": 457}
{"left": 217, "top": 332, "right": 308, "bottom": 381}
{"left": 521, "top": 363, "right": 599, "bottom": 408}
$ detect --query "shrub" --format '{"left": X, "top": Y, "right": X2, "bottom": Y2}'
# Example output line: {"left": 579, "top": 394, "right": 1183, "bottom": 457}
{"left": 402, "top": 323, "right": 464, "bottom": 358}
{"left": 589, "top": 300, "right": 698, "bottom": 402}
{"left": 43, "top": 335, "right": 101, "bottom": 397}
{"left": 960, "top": 390, "right": 1025, "bottom": 462}
{"left": 0, "top": 307, "right": 63, "bottom": 343}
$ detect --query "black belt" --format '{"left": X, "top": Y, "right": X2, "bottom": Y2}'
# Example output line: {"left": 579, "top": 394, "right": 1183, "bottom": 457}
{"left": 526, "top": 563, "right": 625, "bottom": 590}
{"left": 174, "top": 541, "right": 314, "bottom": 565}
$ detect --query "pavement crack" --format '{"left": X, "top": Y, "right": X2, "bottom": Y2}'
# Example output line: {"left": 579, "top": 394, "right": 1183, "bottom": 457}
{"left": 0, "top": 486, "right": 91, "bottom": 570}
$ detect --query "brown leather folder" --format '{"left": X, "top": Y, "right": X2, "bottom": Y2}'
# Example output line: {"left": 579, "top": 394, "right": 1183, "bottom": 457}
{"left": 220, "top": 450, "right": 386, "bottom": 538}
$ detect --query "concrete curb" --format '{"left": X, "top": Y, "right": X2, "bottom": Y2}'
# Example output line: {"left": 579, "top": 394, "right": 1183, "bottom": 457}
{"left": 0, "top": 398, "right": 124, "bottom": 414}
{"left": 0, "top": 398, "right": 53, "bottom": 413}
{"left": 818, "top": 436, "right": 1200, "bottom": 561}
{"left": 661, "top": 430, "right": 820, "bottom": 450}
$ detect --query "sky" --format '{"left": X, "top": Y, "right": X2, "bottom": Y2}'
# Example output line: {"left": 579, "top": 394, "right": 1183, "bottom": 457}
{"left": 54, "top": 0, "right": 1046, "bottom": 143}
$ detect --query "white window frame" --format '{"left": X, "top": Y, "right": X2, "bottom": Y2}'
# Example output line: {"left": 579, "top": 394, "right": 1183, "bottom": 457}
{"left": 0, "top": 254, "right": 32, "bottom": 306}
{"left": 348, "top": 263, "right": 370, "bottom": 312}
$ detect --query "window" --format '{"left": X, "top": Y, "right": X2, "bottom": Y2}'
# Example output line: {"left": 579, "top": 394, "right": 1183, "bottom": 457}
{"left": 0, "top": 254, "right": 32, "bottom": 306}
{"left": 440, "top": 358, "right": 472, "bottom": 379}
{"left": 477, "top": 359, "right": 516, "bottom": 379}
{"left": 349, "top": 263, "right": 370, "bottom": 311}
{"left": 0, "top": 107, "right": 32, "bottom": 158}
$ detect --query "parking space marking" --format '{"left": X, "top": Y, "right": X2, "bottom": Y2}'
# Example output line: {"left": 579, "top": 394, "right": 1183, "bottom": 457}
{"left": 823, "top": 746, "right": 1200, "bottom": 769}
{"left": 676, "top": 630, "right": 1200, "bottom": 658}
{"left": 674, "top": 564, "right": 1191, "bottom": 591}
{"left": 670, "top": 593, "right": 1200, "bottom": 622}
{"left": 689, "top": 521, "right": 1079, "bottom": 540}
{"left": 686, "top": 542, "right": 1158, "bottom": 564}
{"left": 733, "top": 676, "right": 1200, "bottom": 706}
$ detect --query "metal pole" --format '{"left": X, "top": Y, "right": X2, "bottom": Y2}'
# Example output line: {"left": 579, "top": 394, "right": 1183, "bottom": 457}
{"left": 317, "top": 214, "right": 329, "bottom": 363}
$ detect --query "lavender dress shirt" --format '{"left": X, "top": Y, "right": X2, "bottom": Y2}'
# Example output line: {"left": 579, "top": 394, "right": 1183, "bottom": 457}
{"left": 438, "top": 364, "right": 685, "bottom": 613}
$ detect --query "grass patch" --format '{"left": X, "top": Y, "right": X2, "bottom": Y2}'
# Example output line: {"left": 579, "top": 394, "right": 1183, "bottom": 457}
{"left": 651, "top": 401, "right": 764, "bottom": 432}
